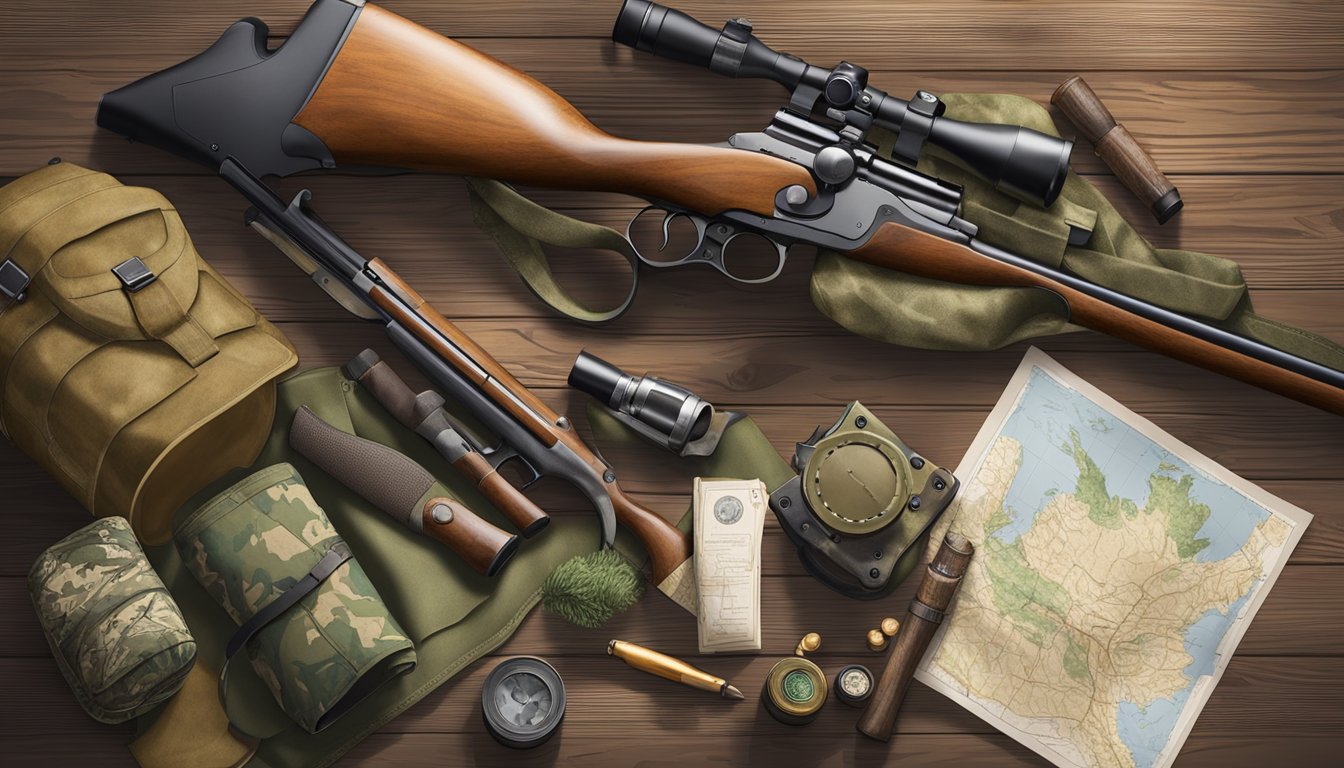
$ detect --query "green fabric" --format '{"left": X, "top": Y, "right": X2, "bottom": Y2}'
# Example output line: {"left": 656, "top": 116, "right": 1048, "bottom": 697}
{"left": 586, "top": 403, "right": 794, "bottom": 548}
{"left": 29, "top": 516, "right": 196, "bottom": 725}
{"left": 174, "top": 463, "right": 416, "bottom": 735}
{"left": 467, "top": 95, "right": 1344, "bottom": 371}
{"left": 466, "top": 178, "right": 640, "bottom": 323}
{"left": 142, "top": 366, "right": 641, "bottom": 768}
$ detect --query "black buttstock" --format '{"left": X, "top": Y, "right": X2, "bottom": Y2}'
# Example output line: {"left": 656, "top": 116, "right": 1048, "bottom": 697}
{"left": 97, "top": 0, "right": 359, "bottom": 176}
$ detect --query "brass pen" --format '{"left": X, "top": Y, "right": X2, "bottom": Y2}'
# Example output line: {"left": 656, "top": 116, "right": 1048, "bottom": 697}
{"left": 607, "top": 640, "right": 744, "bottom": 699}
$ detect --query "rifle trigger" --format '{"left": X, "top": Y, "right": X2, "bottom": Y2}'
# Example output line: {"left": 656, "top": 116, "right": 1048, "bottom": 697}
{"left": 477, "top": 444, "right": 543, "bottom": 487}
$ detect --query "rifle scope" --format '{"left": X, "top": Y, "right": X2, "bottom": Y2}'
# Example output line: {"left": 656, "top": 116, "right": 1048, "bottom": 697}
{"left": 613, "top": 0, "right": 1072, "bottom": 208}
{"left": 569, "top": 351, "right": 713, "bottom": 454}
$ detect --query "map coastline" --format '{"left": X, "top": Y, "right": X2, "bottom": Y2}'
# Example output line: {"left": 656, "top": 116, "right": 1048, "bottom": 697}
{"left": 915, "top": 348, "right": 1311, "bottom": 768}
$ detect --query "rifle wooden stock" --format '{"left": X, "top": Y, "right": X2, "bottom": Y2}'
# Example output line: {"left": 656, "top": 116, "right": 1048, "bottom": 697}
{"left": 295, "top": 4, "right": 814, "bottom": 216}
{"left": 848, "top": 224, "right": 1344, "bottom": 415}
{"left": 364, "top": 258, "right": 694, "bottom": 584}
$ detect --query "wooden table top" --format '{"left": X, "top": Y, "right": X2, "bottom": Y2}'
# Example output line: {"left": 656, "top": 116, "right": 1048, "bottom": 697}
{"left": 1, "top": 1, "right": 1340, "bottom": 766}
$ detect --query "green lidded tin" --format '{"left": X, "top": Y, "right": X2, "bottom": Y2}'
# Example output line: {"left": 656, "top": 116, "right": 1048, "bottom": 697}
{"left": 762, "top": 657, "right": 828, "bottom": 725}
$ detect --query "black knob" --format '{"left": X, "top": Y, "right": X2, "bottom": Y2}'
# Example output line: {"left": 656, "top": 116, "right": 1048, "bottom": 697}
{"left": 823, "top": 62, "right": 868, "bottom": 110}
{"left": 814, "top": 146, "right": 856, "bottom": 185}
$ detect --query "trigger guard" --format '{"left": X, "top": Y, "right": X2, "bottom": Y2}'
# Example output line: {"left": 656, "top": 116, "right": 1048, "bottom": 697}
{"left": 719, "top": 230, "right": 789, "bottom": 284}
{"left": 627, "top": 206, "right": 709, "bottom": 271}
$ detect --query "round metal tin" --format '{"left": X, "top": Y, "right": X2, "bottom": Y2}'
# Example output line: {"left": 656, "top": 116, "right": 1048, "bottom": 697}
{"left": 834, "top": 664, "right": 874, "bottom": 707}
{"left": 482, "top": 657, "right": 566, "bottom": 749}
{"left": 761, "top": 657, "right": 827, "bottom": 725}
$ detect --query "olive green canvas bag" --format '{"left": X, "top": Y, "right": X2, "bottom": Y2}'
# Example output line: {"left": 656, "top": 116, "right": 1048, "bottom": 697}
{"left": 463, "top": 95, "right": 1344, "bottom": 372}
{"left": 0, "top": 162, "right": 299, "bottom": 544}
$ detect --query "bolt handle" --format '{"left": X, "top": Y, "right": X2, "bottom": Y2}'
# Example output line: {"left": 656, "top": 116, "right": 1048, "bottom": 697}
{"left": 1051, "top": 76, "right": 1182, "bottom": 224}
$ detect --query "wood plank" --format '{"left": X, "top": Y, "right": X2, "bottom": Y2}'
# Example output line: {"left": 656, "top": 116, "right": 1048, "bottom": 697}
{"left": 2, "top": 378, "right": 1340, "bottom": 486}
{"left": 5, "top": 65, "right": 1343, "bottom": 175}
{"left": 5, "top": 564, "right": 1342, "bottom": 659}
{"left": 0, "top": 732, "right": 1335, "bottom": 768}
{"left": 338, "top": 733, "right": 1343, "bottom": 768}
{"left": 0, "top": 656, "right": 1339, "bottom": 739}
{"left": 0, "top": 175, "right": 1333, "bottom": 312}
{"left": 1, "top": 1, "right": 1340, "bottom": 69}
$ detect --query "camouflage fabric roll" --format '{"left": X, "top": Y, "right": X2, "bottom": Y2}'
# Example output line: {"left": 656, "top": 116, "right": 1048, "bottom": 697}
{"left": 29, "top": 516, "right": 196, "bottom": 724}
{"left": 175, "top": 463, "right": 416, "bottom": 733}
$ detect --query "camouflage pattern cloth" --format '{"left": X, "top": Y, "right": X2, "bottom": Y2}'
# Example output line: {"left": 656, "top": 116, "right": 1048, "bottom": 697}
{"left": 29, "top": 516, "right": 196, "bottom": 724}
{"left": 175, "top": 463, "right": 416, "bottom": 733}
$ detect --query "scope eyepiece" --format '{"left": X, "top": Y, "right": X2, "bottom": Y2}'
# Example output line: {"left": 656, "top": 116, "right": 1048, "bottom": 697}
{"left": 569, "top": 351, "right": 712, "bottom": 454}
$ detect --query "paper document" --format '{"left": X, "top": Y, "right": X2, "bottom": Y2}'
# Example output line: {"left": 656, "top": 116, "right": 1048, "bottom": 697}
{"left": 693, "top": 478, "right": 767, "bottom": 653}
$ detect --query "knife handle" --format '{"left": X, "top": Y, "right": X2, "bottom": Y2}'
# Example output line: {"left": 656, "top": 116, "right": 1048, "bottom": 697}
{"left": 289, "top": 405, "right": 518, "bottom": 576}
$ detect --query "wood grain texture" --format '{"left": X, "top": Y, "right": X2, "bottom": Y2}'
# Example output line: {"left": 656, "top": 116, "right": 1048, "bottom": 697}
{"left": 1, "top": 0, "right": 1341, "bottom": 766}
{"left": 1053, "top": 76, "right": 1180, "bottom": 220}
{"left": 294, "top": 4, "right": 813, "bottom": 215}
{"left": 8, "top": 68, "right": 1344, "bottom": 176}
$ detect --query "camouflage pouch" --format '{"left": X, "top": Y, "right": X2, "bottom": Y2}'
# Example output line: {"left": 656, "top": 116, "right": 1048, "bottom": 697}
{"left": 174, "top": 462, "right": 416, "bottom": 734}
{"left": 28, "top": 516, "right": 196, "bottom": 724}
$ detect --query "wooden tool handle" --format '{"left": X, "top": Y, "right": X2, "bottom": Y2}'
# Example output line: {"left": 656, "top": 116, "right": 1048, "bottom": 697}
{"left": 846, "top": 223, "right": 1344, "bottom": 415}
{"left": 347, "top": 351, "right": 420, "bottom": 429}
{"left": 294, "top": 3, "right": 814, "bottom": 217}
{"left": 420, "top": 497, "right": 519, "bottom": 577}
{"left": 453, "top": 451, "right": 550, "bottom": 537}
{"left": 1052, "top": 76, "right": 1182, "bottom": 223}
{"left": 858, "top": 534, "right": 974, "bottom": 741}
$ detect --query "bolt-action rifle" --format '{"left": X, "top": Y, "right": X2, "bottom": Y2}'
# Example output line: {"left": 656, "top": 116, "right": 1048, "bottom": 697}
{"left": 97, "top": 0, "right": 1344, "bottom": 422}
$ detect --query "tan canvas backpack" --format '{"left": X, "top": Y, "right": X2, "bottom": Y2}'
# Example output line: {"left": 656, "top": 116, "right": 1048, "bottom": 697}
{"left": 0, "top": 162, "right": 298, "bottom": 544}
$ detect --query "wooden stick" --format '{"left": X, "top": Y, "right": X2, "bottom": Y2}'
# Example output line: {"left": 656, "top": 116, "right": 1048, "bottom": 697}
{"left": 857, "top": 533, "right": 974, "bottom": 741}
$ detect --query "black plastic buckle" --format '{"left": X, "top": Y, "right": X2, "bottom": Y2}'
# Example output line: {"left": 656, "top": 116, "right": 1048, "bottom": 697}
{"left": 0, "top": 259, "right": 30, "bottom": 303}
{"left": 112, "top": 256, "right": 157, "bottom": 293}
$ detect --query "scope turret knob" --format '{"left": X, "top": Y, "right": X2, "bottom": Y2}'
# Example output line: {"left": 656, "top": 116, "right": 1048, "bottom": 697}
{"left": 722, "top": 17, "right": 754, "bottom": 43}
{"left": 823, "top": 62, "right": 869, "bottom": 110}
{"left": 814, "top": 145, "right": 857, "bottom": 186}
